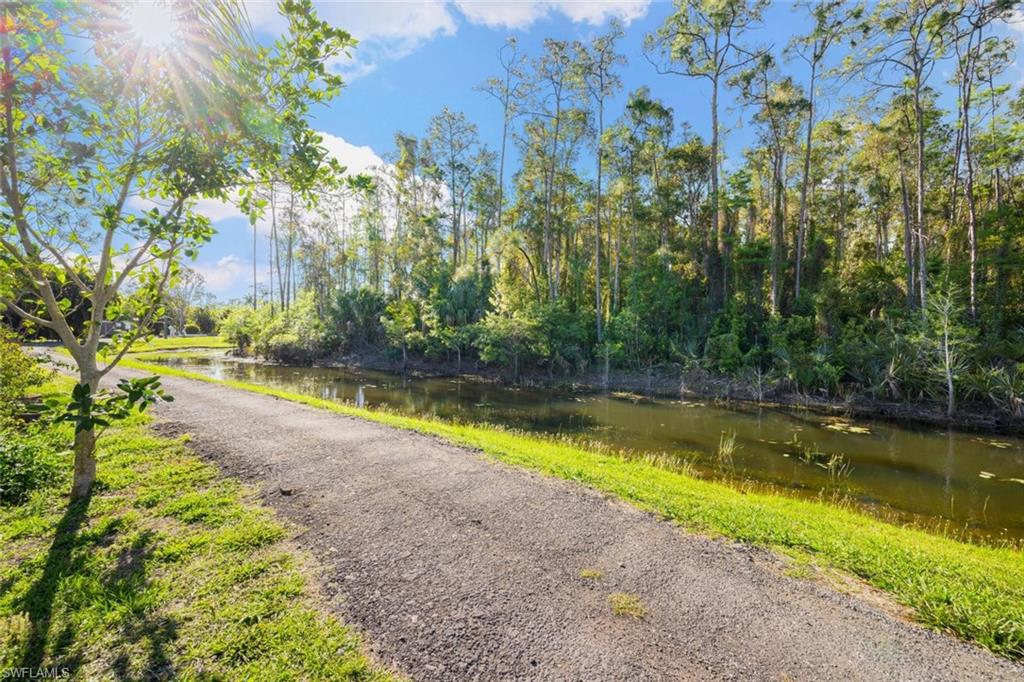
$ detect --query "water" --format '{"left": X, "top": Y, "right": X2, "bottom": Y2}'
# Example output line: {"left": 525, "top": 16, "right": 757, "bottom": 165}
{"left": 148, "top": 351, "right": 1024, "bottom": 541}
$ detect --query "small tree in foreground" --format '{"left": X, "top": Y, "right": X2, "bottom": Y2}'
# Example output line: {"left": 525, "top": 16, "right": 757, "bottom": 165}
{"left": 0, "top": 0, "right": 354, "bottom": 499}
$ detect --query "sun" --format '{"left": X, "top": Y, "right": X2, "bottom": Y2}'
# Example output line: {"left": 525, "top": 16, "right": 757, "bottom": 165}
{"left": 124, "top": 1, "right": 182, "bottom": 52}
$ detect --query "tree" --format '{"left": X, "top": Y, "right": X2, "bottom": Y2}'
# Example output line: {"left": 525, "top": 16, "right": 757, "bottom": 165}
{"left": 735, "top": 59, "right": 807, "bottom": 314}
{"left": 531, "top": 39, "right": 579, "bottom": 300}
{"left": 0, "top": 0, "right": 354, "bottom": 499}
{"left": 788, "top": 0, "right": 854, "bottom": 299}
{"left": 922, "top": 285, "right": 972, "bottom": 418}
{"left": 479, "top": 37, "right": 531, "bottom": 238}
{"left": 646, "top": 0, "right": 767, "bottom": 307}
{"left": 165, "top": 267, "right": 207, "bottom": 334}
{"left": 427, "top": 107, "right": 479, "bottom": 267}
{"left": 576, "top": 23, "right": 625, "bottom": 345}
{"left": 382, "top": 299, "right": 420, "bottom": 372}
{"left": 854, "top": 0, "right": 955, "bottom": 308}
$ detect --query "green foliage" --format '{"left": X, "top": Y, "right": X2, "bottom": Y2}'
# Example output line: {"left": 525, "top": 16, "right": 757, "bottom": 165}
{"left": 0, "top": 328, "right": 48, "bottom": 423}
{"left": 252, "top": 293, "right": 329, "bottom": 364}
{"left": 191, "top": 306, "right": 220, "bottom": 335}
{"left": 38, "top": 377, "right": 173, "bottom": 435}
{"left": 330, "top": 288, "right": 387, "bottom": 351}
{"left": 220, "top": 306, "right": 271, "bottom": 353}
{"left": 381, "top": 299, "right": 423, "bottom": 364}
{"left": 0, "top": 435, "right": 58, "bottom": 506}
{"left": 705, "top": 333, "right": 744, "bottom": 374}
{"left": 475, "top": 299, "right": 546, "bottom": 378}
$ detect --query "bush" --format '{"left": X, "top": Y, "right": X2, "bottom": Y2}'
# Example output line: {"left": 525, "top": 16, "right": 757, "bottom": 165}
{"left": 0, "top": 436, "right": 57, "bottom": 506}
{"left": 183, "top": 323, "right": 201, "bottom": 335}
{"left": 705, "top": 333, "right": 744, "bottom": 374}
{"left": 0, "top": 326, "right": 48, "bottom": 422}
{"left": 330, "top": 287, "right": 386, "bottom": 350}
{"left": 191, "top": 306, "right": 218, "bottom": 334}
{"left": 253, "top": 292, "right": 329, "bottom": 363}
{"left": 219, "top": 306, "right": 270, "bottom": 352}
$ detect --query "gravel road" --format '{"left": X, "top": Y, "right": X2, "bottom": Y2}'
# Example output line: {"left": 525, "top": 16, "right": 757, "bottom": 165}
{"left": 100, "top": 365, "right": 1022, "bottom": 681}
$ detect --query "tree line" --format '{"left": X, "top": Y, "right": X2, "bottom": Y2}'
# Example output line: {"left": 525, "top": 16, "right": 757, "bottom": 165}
{"left": 222, "top": 1, "right": 1024, "bottom": 419}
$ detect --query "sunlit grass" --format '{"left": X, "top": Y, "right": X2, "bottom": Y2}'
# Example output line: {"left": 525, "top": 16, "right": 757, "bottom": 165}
{"left": 122, "top": 335, "right": 232, "bottom": 352}
{"left": 117, "top": 357, "right": 1024, "bottom": 660}
{"left": 0, "top": 376, "right": 393, "bottom": 679}
{"left": 608, "top": 593, "right": 647, "bottom": 619}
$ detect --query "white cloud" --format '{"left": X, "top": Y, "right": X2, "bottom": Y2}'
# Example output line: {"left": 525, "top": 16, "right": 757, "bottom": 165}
{"left": 248, "top": 1, "right": 457, "bottom": 80}
{"left": 193, "top": 255, "right": 250, "bottom": 294}
{"left": 553, "top": 0, "right": 649, "bottom": 25}
{"left": 246, "top": 1, "right": 648, "bottom": 79}
{"left": 132, "top": 133, "right": 387, "bottom": 228}
{"left": 1005, "top": 9, "right": 1024, "bottom": 34}
{"left": 318, "top": 131, "right": 387, "bottom": 176}
{"left": 454, "top": 0, "right": 650, "bottom": 29}
{"left": 454, "top": 1, "right": 549, "bottom": 29}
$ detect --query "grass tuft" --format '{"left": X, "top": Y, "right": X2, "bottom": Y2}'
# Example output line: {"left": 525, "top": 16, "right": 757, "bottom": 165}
{"left": 608, "top": 593, "right": 647, "bottom": 619}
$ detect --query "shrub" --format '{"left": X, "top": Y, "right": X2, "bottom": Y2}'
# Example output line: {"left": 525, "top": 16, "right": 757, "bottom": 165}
{"left": 0, "top": 327, "right": 49, "bottom": 422}
{"left": 183, "top": 323, "right": 201, "bottom": 335}
{"left": 192, "top": 306, "right": 218, "bottom": 334}
{"left": 330, "top": 287, "right": 386, "bottom": 350}
{"left": 705, "top": 332, "right": 744, "bottom": 374}
{"left": 0, "top": 436, "right": 57, "bottom": 506}
{"left": 253, "top": 293, "right": 328, "bottom": 363}
{"left": 219, "top": 306, "right": 270, "bottom": 352}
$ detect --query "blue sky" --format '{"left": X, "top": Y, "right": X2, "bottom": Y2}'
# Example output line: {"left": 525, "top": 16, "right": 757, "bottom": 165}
{"left": 192, "top": 1, "right": 1024, "bottom": 300}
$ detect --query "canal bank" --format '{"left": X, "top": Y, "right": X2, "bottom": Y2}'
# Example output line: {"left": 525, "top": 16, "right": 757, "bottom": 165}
{"left": 68, "top": 355, "right": 1024, "bottom": 672}
{"left": 130, "top": 348, "right": 1024, "bottom": 541}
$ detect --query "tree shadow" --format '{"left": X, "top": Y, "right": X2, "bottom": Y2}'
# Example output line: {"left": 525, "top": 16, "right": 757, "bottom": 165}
{"left": 19, "top": 494, "right": 92, "bottom": 670}
{"left": 18, "top": 496, "right": 181, "bottom": 679}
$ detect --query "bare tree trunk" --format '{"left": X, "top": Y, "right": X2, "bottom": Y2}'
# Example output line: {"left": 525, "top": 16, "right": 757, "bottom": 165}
{"left": 708, "top": 73, "right": 721, "bottom": 309}
{"left": 898, "top": 152, "right": 916, "bottom": 309}
{"left": 70, "top": 365, "right": 100, "bottom": 500}
{"left": 769, "top": 152, "right": 784, "bottom": 315}
{"left": 964, "top": 95, "right": 978, "bottom": 319}
{"left": 913, "top": 77, "right": 928, "bottom": 309}
{"left": 613, "top": 197, "right": 621, "bottom": 314}
{"left": 544, "top": 106, "right": 562, "bottom": 300}
{"left": 252, "top": 222, "right": 258, "bottom": 310}
{"left": 595, "top": 102, "right": 604, "bottom": 344}
{"left": 795, "top": 60, "right": 816, "bottom": 300}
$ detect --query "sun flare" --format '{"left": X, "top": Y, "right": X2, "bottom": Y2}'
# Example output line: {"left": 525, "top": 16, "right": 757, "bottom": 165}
{"left": 124, "top": 1, "right": 181, "bottom": 52}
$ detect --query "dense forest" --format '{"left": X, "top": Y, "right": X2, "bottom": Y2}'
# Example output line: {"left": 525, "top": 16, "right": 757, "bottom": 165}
{"left": 217, "top": 0, "right": 1024, "bottom": 420}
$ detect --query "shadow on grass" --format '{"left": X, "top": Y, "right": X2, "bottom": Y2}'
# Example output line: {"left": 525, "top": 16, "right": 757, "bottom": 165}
{"left": 19, "top": 495, "right": 92, "bottom": 670}
{"left": 18, "top": 494, "right": 180, "bottom": 679}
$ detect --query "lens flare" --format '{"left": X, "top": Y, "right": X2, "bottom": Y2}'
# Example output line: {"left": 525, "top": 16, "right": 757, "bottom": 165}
{"left": 124, "top": 1, "right": 181, "bottom": 52}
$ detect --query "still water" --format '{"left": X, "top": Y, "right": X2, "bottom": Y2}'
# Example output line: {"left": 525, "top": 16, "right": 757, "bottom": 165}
{"left": 149, "top": 351, "right": 1024, "bottom": 541}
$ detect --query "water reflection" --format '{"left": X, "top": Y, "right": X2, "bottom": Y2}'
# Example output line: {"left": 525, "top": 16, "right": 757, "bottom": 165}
{"left": 149, "top": 351, "right": 1024, "bottom": 540}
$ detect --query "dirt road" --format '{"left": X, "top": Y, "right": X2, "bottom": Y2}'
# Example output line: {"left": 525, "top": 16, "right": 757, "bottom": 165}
{"left": 100, "top": 365, "right": 1022, "bottom": 680}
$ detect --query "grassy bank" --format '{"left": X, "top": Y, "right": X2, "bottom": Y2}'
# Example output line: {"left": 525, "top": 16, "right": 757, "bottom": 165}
{"left": 118, "top": 335, "right": 232, "bottom": 353}
{"left": 118, "top": 356, "right": 1024, "bottom": 661}
{"left": 0, "top": 376, "right": 394, "bottom": 680}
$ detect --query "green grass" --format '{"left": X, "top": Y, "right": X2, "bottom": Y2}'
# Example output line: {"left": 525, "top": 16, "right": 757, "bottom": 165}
{"left": 128, "top": 350, "right": 225, "bottom": 363}
{"left": 117, "top": 357, "right": 1024, "bottom": 660}
{"left": 0, "top": 376, "right": 394, "bottom": 680}
{"left": 608, "top": 593, "right": 647, "bottom": 619}
{"left": 119, "top": 335, "right": 232, "bottom": 353}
